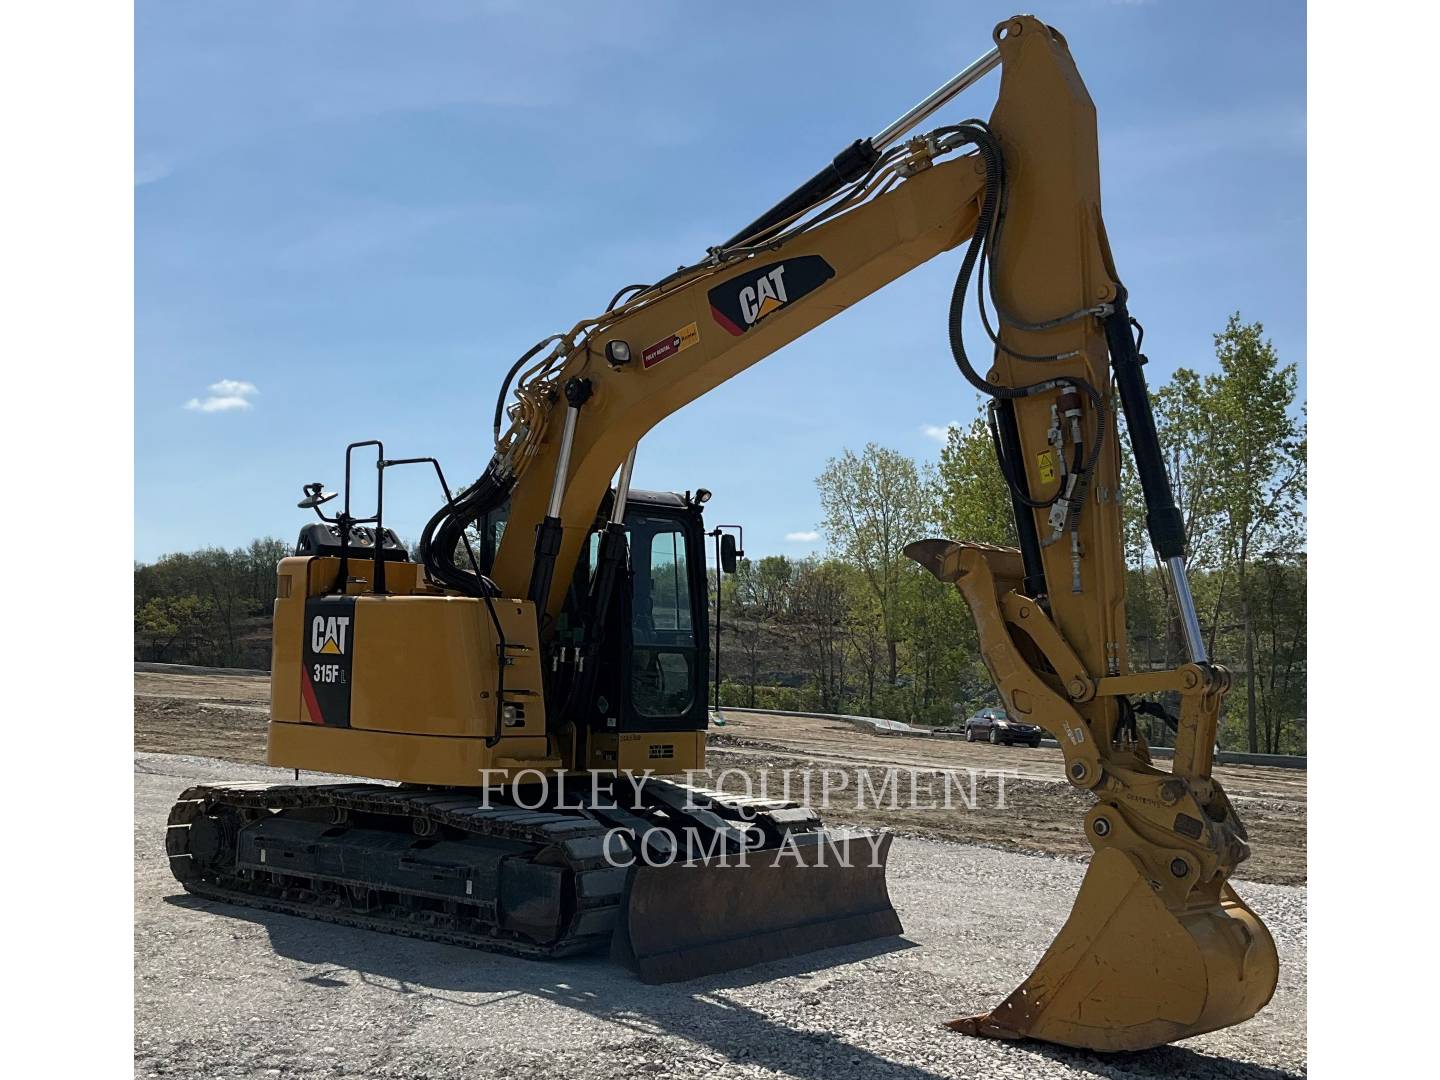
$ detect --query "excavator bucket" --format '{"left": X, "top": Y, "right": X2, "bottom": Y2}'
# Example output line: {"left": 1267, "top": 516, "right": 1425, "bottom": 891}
{"left": 950, "top": 847, "right": 1279, "bottom": 1051}
{"left": 612, "top": 831, "right": 901, "bottom": 983}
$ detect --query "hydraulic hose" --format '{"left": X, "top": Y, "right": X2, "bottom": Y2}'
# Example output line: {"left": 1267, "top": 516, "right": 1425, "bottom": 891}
{"left": 418, "top": 461, "right": 512, "bottom": 598}
{"left": 492, "top": 335, "right": 565, "bottom": 444}
{"left": 941, "top": 121, "right": 1108, "bottom": 518}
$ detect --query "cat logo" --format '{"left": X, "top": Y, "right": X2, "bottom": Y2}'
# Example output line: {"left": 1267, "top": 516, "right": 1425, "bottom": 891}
{"left": 739, "top": 265, "right": 789, "bottom": 325}
{"left": 708, "top": 255, "right": 835, "bottom": 336}
{"left": 311, "top": 614, "right": 351, "bottom": 656}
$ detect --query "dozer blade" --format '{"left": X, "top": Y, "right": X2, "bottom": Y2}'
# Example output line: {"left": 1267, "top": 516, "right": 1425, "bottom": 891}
{"left": 950, "top": 847, "right": 1279, "bottom": 1052}
{"left": 612, "top": 831, "right": 902, "bottom": 983}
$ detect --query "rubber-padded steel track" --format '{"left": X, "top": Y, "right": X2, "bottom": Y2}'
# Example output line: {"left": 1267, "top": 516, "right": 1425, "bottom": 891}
{"left": 167, "top": 781, "right": 627, "bottom": 958}
{"left": 164, "top": 777, "right": 886, "bottom": 971}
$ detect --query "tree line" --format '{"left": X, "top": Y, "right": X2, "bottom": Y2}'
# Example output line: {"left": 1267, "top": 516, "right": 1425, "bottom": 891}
{"left": 711, "top": 314, "right": 1306, "bottom": 754}
{"left": 135, "top": 539, "right": 291, "bottom": 669}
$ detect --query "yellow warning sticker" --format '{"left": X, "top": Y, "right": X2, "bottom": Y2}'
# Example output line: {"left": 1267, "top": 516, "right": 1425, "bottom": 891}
{"left": 1036, "top": 449, "right": 1057, "bottom": 484}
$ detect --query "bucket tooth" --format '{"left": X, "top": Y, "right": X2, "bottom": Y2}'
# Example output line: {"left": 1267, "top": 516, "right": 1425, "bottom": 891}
{"left": 949, "top": 847, "right": 1279, "bottom": 1052}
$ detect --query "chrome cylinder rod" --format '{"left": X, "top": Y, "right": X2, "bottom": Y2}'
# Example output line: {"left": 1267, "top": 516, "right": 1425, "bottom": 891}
{"left": 870, "top": 47, "right": 1002, "bottom": 150}
{"left": 611, "top": 446, "right": 638, "bottom": 524}
{"left": 546, "top": 404, "right": 581, "bottom": 519}
{"left": 1166, "top": 555, "right": 1209, "bottom": 664}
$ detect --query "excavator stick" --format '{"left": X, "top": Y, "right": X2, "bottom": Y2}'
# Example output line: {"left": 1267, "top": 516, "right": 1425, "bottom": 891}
{"left": 613, "top": 831, "right": 900, "bottom": 983}
{"left": 950, "top": 848, "right": 1277, "bottom": 1051}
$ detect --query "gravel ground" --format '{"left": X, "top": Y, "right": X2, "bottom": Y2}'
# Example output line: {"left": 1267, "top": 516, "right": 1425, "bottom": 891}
{"left": 133, "top": 671, "right": 1306, "bottom": 885}
{"left": 136, "top": 753, "right": 1306, "bottom": 1079}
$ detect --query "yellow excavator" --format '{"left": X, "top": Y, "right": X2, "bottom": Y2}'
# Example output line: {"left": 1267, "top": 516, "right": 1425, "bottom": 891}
{"left": 166, "top": 14, "right": 1279, "bottom": 1052}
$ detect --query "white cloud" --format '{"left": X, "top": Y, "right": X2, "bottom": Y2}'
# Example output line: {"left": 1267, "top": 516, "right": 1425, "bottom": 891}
{"left": 921, "top": 421, "right": 960, "bottom": 443}
{"left": 185, "top": 379, "right": 259, "bottom": 413}
{"left": 785, "top": 531, "right": 820, "bottom": 543}
{"left": 208, "top": 379, "right": 258, "bottom": 397}
{"left": 184, "top": 395, "right": 252, "bottom": 413}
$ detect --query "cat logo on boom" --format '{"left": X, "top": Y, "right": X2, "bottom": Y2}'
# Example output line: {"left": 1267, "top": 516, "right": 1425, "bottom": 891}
{"left": 311, "top": 614, "right": 351, "bottom": 656}
{"left": 739, "top": 265, "right": 788, "bottom": 325}
{"left": 708, "top": 255, "right": 836, "bottom": 336}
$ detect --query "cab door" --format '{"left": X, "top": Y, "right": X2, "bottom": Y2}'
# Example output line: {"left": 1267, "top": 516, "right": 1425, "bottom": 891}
{"left": 622, "top": 506, "right": 709, "bottom": 733}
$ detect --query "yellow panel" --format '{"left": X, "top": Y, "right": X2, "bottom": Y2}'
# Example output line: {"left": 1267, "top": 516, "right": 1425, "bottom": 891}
{"left": 310, "top": 557, "right": 422, "bottom": 597}
{"left": 268, "top": 557, "right": 309, "bottom": 724}
{"left": 348, "top": 596, "right": 495, "bottom": 737}
{"left": 268, "top": 720, "right": 554, "bottom": 786}
{"left": 342, "top": 593, "right": 548, "bottom": 739}
{"left": 266, "top": 555, "right": 553, "bottom": 781}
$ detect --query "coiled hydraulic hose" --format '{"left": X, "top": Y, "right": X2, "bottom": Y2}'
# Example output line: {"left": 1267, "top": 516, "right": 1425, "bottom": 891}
{"left": 418, "top": 461, "right": 512, "bottom": 598}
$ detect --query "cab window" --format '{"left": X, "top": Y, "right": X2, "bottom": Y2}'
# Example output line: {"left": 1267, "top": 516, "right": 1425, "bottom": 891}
{"left": 628, "top": 511, "right": 698, "bottom": 720}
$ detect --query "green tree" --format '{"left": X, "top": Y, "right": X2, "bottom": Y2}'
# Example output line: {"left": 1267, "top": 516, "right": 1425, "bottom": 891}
{"left": 722, "top": 554, "right": 795, "bottom": 706}
{"left": 1136, "top": 316, "right": 1306, "bottom": 750}
{"left": 1250, "top": 553, "right": 1307, "bottom": 753}
{"left": 135, "top": 595, "right": 214, "bottom": 661}
{"left": 1154, "top": 369, "right": 1229, "bottom": 571}
{"left": 134, "top": 537, "right": 291, "bottom": 667}
{"left": 787, "top": 558, "right": 854, "bottom": 712}
{"left": 895, "top": 569, "right": 973, "bottom": 724}
{"left": 817, "top": 444, "right": 932, "bottom": 686}
{"left": 1209, "top": 315, "right": 1306, "bottom": 752}
{"left": 841, "top": 578, "right": 888, "bottom": 715}
{"left": 934, "top": 412, "right": 1018, "bottom": 548}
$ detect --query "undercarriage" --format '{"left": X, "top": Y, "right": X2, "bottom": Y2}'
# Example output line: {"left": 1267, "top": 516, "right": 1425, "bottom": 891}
{"left": 167, "top": 775, "right": 899, "bottom": 982}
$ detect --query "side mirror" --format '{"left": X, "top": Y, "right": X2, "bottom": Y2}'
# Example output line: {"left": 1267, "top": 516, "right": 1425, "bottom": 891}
{"left": 720, "top": 534, "right": 739, "bottom": 574}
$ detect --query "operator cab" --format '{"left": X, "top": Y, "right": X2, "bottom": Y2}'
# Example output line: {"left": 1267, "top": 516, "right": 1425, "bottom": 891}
{"left": 590, "top": 490, "right": 708, "bottom": 734}
{"left": 477, "top": 488, "right": 715, "bottom": 764}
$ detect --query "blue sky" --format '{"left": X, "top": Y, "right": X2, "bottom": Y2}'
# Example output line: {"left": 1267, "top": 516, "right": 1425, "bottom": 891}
{"left": 135, "top": 0, "right": 1305, "bottom": 562}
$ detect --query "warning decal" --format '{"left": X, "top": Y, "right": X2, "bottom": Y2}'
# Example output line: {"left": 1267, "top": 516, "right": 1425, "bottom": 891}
{"left": 1036, "top": 449, "right": 1057, "bottom": 485}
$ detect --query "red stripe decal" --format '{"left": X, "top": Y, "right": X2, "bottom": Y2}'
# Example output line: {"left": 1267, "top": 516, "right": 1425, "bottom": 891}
{"left": 710, "top": 305, "right": 744, "bottom": 336}
{"left": 300, "top": 666, "right": 325, "bottom": 724}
